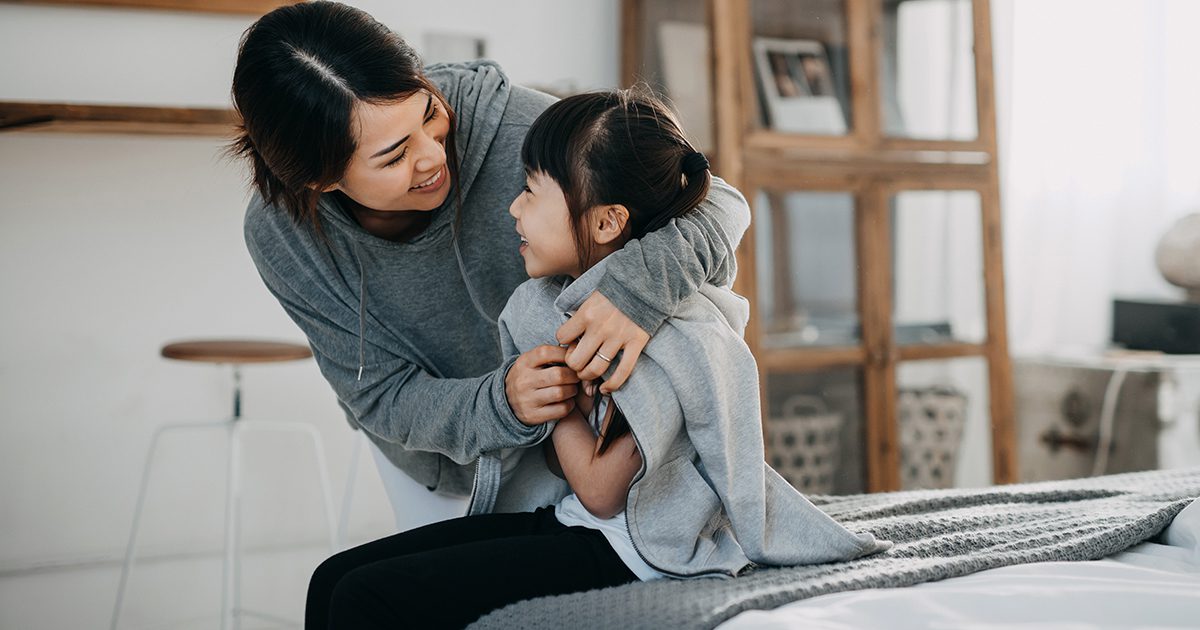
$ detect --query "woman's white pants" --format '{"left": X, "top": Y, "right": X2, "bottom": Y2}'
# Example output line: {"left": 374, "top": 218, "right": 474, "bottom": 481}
{"left": 366, "top": 437, "right": 470, "bottom": 532}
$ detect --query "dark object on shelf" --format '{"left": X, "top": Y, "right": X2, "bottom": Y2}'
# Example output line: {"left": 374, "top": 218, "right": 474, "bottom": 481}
{"left": 1112, "top": 298, "right": 1200, "bottom": 354}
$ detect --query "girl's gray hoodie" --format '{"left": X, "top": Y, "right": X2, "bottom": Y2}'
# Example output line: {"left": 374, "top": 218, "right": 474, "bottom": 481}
{"left": 244, "top": 61, "right": 751, "bottom": 496}
{"left": 472, "top": 259, "right": 891, "bottom": 578}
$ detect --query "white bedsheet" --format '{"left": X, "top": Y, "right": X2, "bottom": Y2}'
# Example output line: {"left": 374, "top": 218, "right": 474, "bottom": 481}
{"left": 719, "top": 498, "right": 1200, "bottom": 630}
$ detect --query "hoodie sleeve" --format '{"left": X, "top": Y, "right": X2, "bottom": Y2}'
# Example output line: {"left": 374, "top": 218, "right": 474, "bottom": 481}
{"left": 244, "top": 207, "right": 546, "bottom": 466}
{"left": 594, "top": 176, "right": 751, "bottom": 334}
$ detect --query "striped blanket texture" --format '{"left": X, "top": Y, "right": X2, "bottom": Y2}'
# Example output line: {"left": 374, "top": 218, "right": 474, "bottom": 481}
{"left": 470, "top": 467, "right": 1200, "bottom": 629}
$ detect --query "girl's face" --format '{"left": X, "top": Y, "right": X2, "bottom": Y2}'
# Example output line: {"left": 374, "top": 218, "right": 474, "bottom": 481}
{"left": 327, "top": 91, "right": 452, "bottom": 212}
{"left": 508, "top": 171, "right": 585, "bottom": 278}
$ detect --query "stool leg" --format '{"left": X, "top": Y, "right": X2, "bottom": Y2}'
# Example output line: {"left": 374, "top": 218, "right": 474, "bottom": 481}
{"left": 111, "top": 421, "right": 229, "bottom": 630}
{"left": 239, "top": 422, "right": 339, "bottom": 552}
{"left": 307, "top": 425, "right": 340, "bottom": 553}
{"left": 222, "top": 422, "right": 244, "bottom": 630}
{"left": 337, "top": 431, "right": 367, "bottom": 550}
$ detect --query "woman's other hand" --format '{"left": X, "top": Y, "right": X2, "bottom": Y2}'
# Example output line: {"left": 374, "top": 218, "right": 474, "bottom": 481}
{"left": 556, "top": 292, "right": 649, "bottom": 394}
{"left": 506, "top": 345, "right": 580, "bottom": 425}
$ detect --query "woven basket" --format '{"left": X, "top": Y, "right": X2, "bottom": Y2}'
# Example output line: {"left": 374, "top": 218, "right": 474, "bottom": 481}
{"left": 898, "top": 386, "right": 967, "bottom": 489}
{"left": 766, "top": 395, "right": 843, "bottom": 494}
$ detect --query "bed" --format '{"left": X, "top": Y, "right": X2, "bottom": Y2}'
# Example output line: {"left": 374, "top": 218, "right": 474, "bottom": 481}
{"left": 720, "top": 493, "right": 1200, "bottom": 629}
{"left": 469, "top": 467, "right": 1200, "bottom": 629}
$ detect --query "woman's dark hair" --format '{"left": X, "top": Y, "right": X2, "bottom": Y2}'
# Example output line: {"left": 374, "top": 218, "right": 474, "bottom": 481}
{"left": 521, "top": 88, "right": 712, "bottom": 455}
{"left": 228, "top": 1, "right": 458, "bottom": 229}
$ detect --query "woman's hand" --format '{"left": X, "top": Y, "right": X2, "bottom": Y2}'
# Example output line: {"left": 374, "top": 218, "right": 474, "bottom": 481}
{"left": 505, "top": 345, "right": 580, "bottom": 426}
{"left": 556, "top": 292, "right": 649, "bottom": 394}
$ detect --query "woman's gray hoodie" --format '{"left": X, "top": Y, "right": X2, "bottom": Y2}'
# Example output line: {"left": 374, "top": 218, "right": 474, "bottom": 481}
{"left": 244, "top": 61, "right": 751, "bottom": 496}
{"left": 472, "top": 259, "right": 891, "bottom": 578}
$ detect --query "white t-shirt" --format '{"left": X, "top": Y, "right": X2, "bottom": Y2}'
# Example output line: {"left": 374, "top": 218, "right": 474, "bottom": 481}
{"left": 554, "top": 494, "right": 664, "bottom": 581}
{"left": 551, "top": 395, "right": 665, "bottom": 581}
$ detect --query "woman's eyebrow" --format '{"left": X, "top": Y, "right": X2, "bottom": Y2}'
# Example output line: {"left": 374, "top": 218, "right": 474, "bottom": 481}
{"left": 369, "top": 94, "right": 434, "bottom": 159}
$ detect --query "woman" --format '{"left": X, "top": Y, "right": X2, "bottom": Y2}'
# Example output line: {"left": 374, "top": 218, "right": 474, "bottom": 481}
{"left": 230, "top": 1, "right": 749, "bottom": 528}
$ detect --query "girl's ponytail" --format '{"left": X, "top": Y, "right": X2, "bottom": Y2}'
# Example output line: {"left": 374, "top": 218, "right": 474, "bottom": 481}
{"left": 641, "top": 152, "right": 712, "bottom": 235}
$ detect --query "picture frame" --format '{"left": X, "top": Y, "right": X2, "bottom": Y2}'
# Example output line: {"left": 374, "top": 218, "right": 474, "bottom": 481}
{"left": 752, "top": 37, "right": 848, "bottom": 135}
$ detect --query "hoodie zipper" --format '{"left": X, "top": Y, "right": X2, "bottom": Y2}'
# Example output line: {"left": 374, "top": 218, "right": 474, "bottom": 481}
{"left": 618, "top": 400, "right": 734, "bottom": 580}
{"left": 466, "top": 456, "right": 483, "bottom": 515}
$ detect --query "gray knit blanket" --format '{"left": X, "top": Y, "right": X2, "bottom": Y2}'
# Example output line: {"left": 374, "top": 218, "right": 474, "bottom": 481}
{"left": 469, "top": 467, "right": 1200, "bottom": 629}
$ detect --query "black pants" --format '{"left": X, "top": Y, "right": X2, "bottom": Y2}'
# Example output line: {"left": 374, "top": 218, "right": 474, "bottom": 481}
{"left": 306, "top": 506, "right": 638, "bottom": 629}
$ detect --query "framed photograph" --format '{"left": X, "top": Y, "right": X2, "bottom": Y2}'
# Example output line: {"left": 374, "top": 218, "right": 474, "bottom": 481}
{"left": 752, "top": 37, "right": 848, "bottom": 135}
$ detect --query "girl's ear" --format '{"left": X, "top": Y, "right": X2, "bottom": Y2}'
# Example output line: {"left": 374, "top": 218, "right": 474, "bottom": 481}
{"left": 592, "top": 204, "right": 630, "bottom": 245}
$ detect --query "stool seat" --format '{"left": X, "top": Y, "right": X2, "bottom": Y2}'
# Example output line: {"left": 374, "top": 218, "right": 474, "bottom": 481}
{"left": 161, "top": 340, "right": 312, "bottom": 365}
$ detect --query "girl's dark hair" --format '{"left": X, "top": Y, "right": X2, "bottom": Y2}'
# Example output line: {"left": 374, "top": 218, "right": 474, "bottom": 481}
{"left": 228, "top": 1, "right": 458, "bottom": 229}
{"left": 521, "top": 89, "right": 712, "bottom": 274}
{"left": 521, "top": 88, "right": 712, "bottom": 455}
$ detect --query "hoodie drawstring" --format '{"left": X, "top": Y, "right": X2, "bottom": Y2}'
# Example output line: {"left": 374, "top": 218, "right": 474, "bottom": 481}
{"left": 453, "top": 224, "right": 498, "bottom": 325}
{"left": 355, "top": 243, "right": 366, "bottom": 382}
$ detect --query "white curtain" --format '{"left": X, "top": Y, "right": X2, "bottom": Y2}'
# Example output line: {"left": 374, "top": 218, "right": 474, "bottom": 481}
{"left": 994, "top": 0, "right": 1200, "bottom": 356}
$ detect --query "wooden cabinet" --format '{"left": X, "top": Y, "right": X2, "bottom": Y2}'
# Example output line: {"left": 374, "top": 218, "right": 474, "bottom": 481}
{"left": 622, "top": 0, "right": 1013, "bottom": 492}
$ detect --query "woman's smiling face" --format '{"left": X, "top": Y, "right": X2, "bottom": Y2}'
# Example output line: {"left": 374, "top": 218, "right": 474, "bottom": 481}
{"left": 328, "top": 91, "right": 452, "bottom": 212}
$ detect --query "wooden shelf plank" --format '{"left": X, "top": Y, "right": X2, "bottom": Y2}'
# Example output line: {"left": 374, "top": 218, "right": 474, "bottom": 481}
{"left": 743, "top": 149, "right": 992, "bottom": 186}
{"left": 745, "top": 137, "right": 991, "bottom": 165}
{"left": 761, "top": 346, "right": 866, "bottom": 371}
{"left": 0, "top": 102, "right": 237, "bottom": 136}
{"left": 760, "top": 342, "right": 988, "bottom": 371}
{"left": 7, "top": 0, "right": 298, "bottom": 15}
{"left": 897, "top": 342, "right": 987, "bottom": 362}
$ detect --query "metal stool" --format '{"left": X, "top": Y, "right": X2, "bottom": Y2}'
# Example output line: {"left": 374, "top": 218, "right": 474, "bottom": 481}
{"left": 111, "top": 340, "right": 338, "bottom": 630}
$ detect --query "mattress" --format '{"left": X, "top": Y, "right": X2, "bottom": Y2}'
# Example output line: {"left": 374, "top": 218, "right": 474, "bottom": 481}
{"left": 719, "top": 497, "right": 1200, "bottom": 629}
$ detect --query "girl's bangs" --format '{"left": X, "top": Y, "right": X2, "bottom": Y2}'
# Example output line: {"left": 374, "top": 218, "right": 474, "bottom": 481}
{"left": 520, "top": 104, "right": 574, "bottom": 185}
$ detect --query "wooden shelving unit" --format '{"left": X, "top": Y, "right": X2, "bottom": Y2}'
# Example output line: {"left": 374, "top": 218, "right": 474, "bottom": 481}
{"left": 622, "top": 0, "right": 1014, "bottom": 493}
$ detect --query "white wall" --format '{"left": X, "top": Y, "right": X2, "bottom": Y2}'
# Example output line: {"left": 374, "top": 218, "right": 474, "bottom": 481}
{"left": 0, "top": 2, "right": 617, "bottom": 106}
{"left": 995, "top": 0, "right": 1200, "bottom": 355}
{"left": 0, "top": 2, "right": 617, "bottom": 628}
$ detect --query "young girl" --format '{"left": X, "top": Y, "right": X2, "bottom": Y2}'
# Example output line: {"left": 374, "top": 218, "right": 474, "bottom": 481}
{"left": 307, "top": 90, "right": 887, "bottom": 629}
